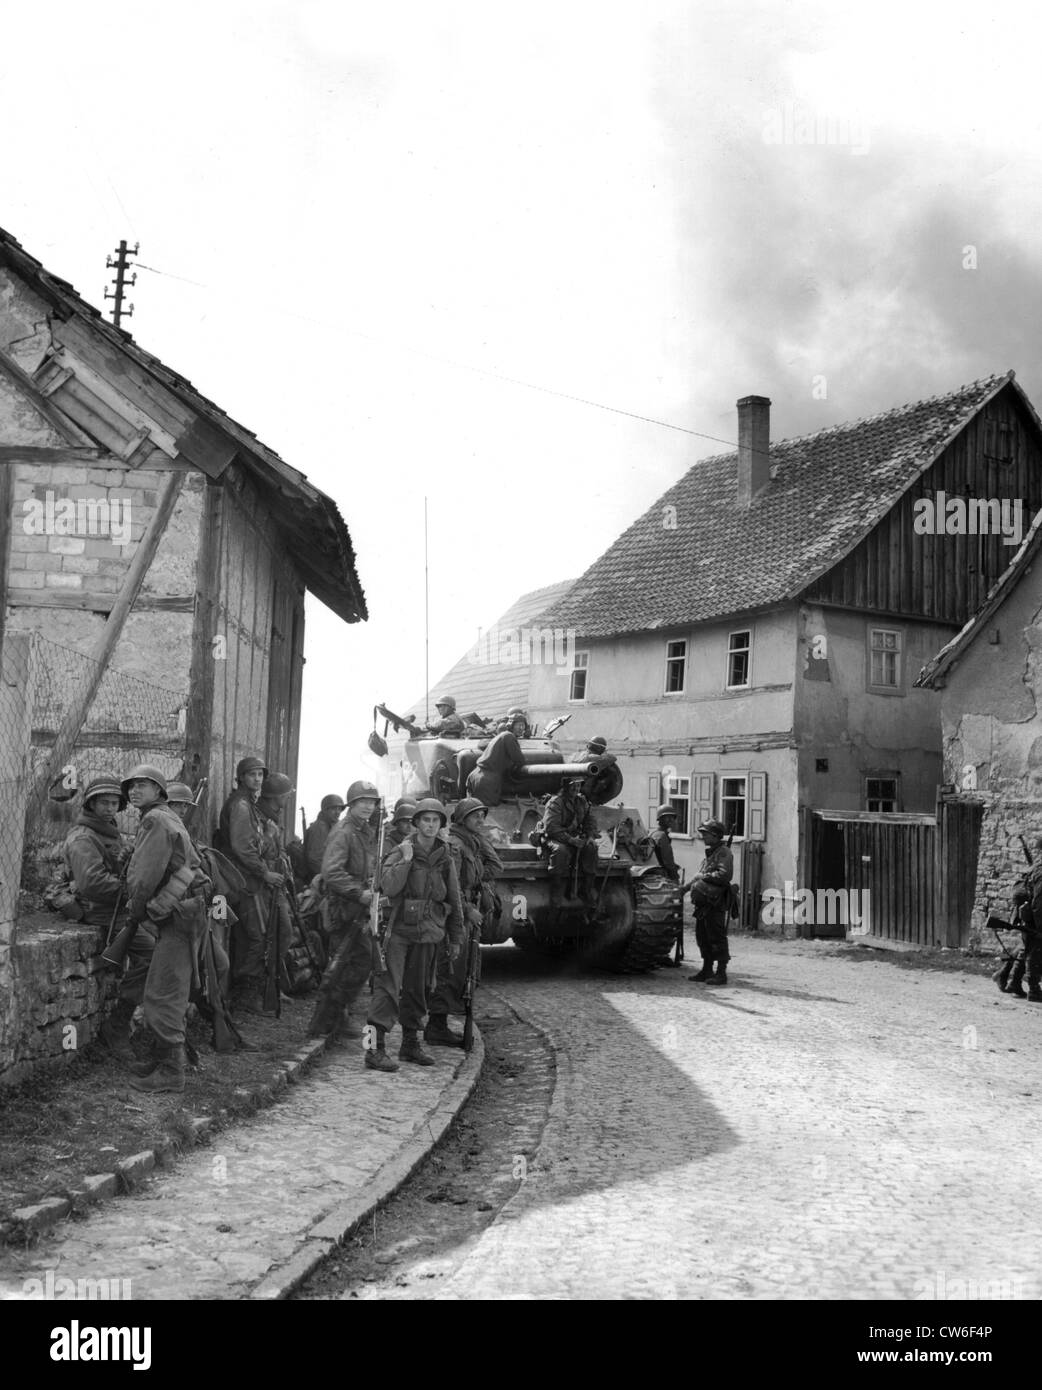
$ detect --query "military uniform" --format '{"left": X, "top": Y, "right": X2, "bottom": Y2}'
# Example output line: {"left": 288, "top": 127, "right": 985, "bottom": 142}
{"left": 1019, "top": 862, "right": 1042, "bottom": 1001}
{"left": 544, "top": 784, "right": 599, "bottom": 910}
{"left": 428, "top": 804, "right": 502, "bottom": 1040}
{"left": 689, "top": 838, "right": 733, "bottom": 982}
{"left": 368, "top": 834, "right": 463, "bottom": 1047}
{"left": 467, "top": 730, "right": 527, "bottom": 807}
{"left": 218, "top": 785, "right": 270, "bottom": 999}
{"left": 649, "top": 826, "right": 679, "bottom": 881}
{"left": 307, "top": 815, "right": 379, "bottom": 1036}
{"left": 124, "top": 791, "right": 210, "bottom": 1089}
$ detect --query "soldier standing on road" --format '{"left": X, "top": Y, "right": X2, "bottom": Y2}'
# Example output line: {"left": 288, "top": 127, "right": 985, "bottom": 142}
{"left": 257, "top": 772, "right": 296, "bottom": 989}
{"left": 649, "top": 804, "right": 680, "bottom": 882}
{"left": 121, "top": 766, "right": 211, "bottom": 1094}
{"left": 365, "top": 798, "right": 464, "bottom": 1072}
{"left": 304, "top": 794, "right": 346, "bottom": 878}
{"left": 544, "top": 774, "right": 601, "bottom": 919}
{"left": 218, "top": 756, "right": 285, "bottom": 1013}
{"left": 426, "top": 796, "right": 502, "bottom": 1049}
{"left": 686, "top": 818, "right": 733, "bottom": 987}
{"left": 64, "top": 772, "right": 147, "bottom": 1062}
{"left": 1015, "top": 835, "right": 1042, "bottom": 1003}
{"left": 307, "top": 780, "right": 381, "bottom": 1042}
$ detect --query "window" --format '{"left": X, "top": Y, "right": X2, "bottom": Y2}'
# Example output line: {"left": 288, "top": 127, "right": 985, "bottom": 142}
{"left": 569, "top": 651, "right": 588, "bottom": 702}
{"left": 664, "top": 774, "right": 691, "bottom": 834}
{"left": 720, "top": 775, "right": 747, "bottom": 838}
{"left": 865, "top": 775, "right": 899, "bottom": 812}
{"left": 868, "top": 627, "right": 902, "bottom": 690}
{"left": 727, "top": 630, "right": 751, "bottom": 688}
{"left": 664, "top": 639, "right": 687, "bottom": 694}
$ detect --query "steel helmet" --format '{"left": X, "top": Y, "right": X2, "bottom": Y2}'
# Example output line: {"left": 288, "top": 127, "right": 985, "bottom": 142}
{"left": 83, "top": 772, "right": 126, "bottom": 810}
{"left": 236, "top": 755, "right": 268, "bottom": 780}
{"left": 452, "top": 796, "right": 488, "bottom": 825}
{"left": 392, "top": 797, "right": 418, "bottom": 822}
{"left": 656, "top": 803, "right": 678, "bottom": 820}
{"left": 697, "top": 818, "right": 728, "bottom": 839}
{"left": 261, "top": 772, "right": 294, "bottom": 798}
{"left": 434, "top": 695, "right": 457, "bottom": 712}
{"left": 121, "top": 764, "right": 169, "bottom": 800}
{"left": 506, "top": 706, "right": 527, "bottom": 718}
{"left": 346, "top": 779, "right": 380, "bottom": 805}
{"left": 320, "top": 793, "right": 346, "bottom": 813}
{"left": 411, "top": 797, "right": 448, "bottom": 827}
{"left": 166, "top": 782, "right": 194, "bottom": 804}
{"left": 587, "top": 736, "right": 608, "bottom": 754}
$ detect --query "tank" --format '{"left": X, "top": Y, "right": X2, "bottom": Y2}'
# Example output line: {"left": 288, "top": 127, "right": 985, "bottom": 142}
{"left": 397, "top": 733, "right": 683, "bottom": 972}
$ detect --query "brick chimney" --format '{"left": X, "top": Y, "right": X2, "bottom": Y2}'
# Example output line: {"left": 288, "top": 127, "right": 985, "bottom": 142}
{"left": 737, "top": 395, "right": 771, "bottom": 506}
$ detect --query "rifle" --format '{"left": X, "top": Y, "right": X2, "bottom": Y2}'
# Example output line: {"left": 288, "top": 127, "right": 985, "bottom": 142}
{"left": 461, "top": 910, "right": 481, "bottom": 1052}
{"left": 199, "top": 923, "right": 243, "bottom": 1052}
{"left": 374, "top": 702, "right": 421, "bottom": 738}
{"left": 1019, "top": 834, "right": 1033, "bottom": 867}
{"left": 301, "top": 806, "right": 308, "bottom": 841}
{"left": 369, "top": 814, "right": 387, "bottom": 973}
{"left": 100, "top": 877, "right": 133, "bottom": 969}
{"left": 284, "top": 872, "right": 326, "bottom": 981}
{"left": 262, "top": 885, "right": 281, "bottom": 1017}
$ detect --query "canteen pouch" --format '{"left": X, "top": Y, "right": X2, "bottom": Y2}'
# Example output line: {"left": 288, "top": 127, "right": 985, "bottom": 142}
{"left": 402, "top": 898, "right": 426, "bottom": 927}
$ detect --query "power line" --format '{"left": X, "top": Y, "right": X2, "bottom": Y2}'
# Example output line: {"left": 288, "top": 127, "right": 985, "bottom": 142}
{"left": 134, "top": 259, "right": 738, "bottom": 450}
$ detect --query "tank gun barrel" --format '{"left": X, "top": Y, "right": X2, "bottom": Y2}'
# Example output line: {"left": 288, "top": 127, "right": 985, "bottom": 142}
{"left": 516, "top": 755, "right": 615, "bottom": 781}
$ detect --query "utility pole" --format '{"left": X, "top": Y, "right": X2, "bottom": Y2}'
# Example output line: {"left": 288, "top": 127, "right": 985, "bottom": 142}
{"left": 104, "top": 240, "right": 139, "bottom": 328}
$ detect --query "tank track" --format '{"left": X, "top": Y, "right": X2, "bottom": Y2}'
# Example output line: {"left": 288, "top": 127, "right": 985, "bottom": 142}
{"left": 616, "top": 870, "right": 683, "bottom": 973}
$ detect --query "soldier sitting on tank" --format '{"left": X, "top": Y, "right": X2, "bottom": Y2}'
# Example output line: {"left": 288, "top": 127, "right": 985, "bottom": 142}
{"left": 574, "top": 735, "right": 608, "bottom": 763}
{"left": 543, "top": 774, "right": 602, "bottom": 919}
{"left": 465, "top": 710, "right": 530, "bottom": 806}
{"left": 418, "top": 694, "right": 466, "bottom": 739}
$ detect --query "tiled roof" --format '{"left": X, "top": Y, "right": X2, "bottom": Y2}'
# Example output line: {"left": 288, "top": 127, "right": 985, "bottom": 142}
{"left": 540, "top": 374, "right": 1020, "bottom": 638}
{"left": 406, "top": 579, "right": 576, "bottom": 722}
{"left": 0, "top": 226, "right": 366, "bottom": 623}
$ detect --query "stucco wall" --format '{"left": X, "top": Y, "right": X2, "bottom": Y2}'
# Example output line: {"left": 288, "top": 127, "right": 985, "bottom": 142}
{"left": 937, "top": 565, "right": 1042, "bottom": 933}
{"left": 794, "top": 604, "right": 951, "bottom": 813}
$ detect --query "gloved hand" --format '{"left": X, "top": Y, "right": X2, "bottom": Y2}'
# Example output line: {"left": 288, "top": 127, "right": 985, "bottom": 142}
{"left": 446, "top": 942, "right": 461, "bottom": 963}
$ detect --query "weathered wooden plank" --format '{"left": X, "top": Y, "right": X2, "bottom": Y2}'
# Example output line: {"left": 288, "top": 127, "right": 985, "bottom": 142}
{"left": 0, "top": 446, "right": 104, "bottom": 463}
{"left": 7, "top": 592, "right": 195, "bottom": 613}
{"left": 182, "top": 481, "right": 222, "bottom": 834}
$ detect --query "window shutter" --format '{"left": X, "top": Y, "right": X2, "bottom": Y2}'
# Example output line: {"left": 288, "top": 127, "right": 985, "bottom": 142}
{"left": 747, "top": 772, "right": 767, "bottom": 840}
{"left": 648, "top": 774, "right": 661, "bottom": 828}
{"left": 692, "top": 773, "right": 715, "bottom": 831}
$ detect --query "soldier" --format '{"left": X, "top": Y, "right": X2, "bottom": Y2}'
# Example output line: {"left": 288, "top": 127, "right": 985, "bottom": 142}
{"left": 1009, "top": 836, "right": 1042, "bottom": 1003}
{"left": 121, "top": 765, "right": 211, "bottom": 1093}
{"left": 544, "top": 774, "right": 601, "bottom": 918}
{"left": 649, "top": 804, "right": 680, "bottom": 882}
{"left": 385, "top": 798, "right": 418, "bottom": 852}
{"left": 686, "top": 818, "right": 733, "bottom": 986}
{"left": 304, "top": 794, "right": 346, "bottom": 878}
{"left": 365, "top": 798, "right": 463, "bottom": 1072}
{"left": 423, "top": 695, "right": 465, "bottom": 738}
{"left": 467, "top": 721, "right": 529, "bottom": 806}
{"left": 496, "top": 706, "right": 531, "bottom": 737}
{"left": 574, "top": 736, "right": 608, "bottom": 763}
{"left": 307, "top": 780, "right": 381, "bottom": 1041}
{"left": 257, "top": 772, "right": 296, "bottom": 992}
{"left": 426, "top": 797, "right": 502, "bottom": 1048}
{"left": 218, "top": 756, "right": 284, "bottom": 1012}
{"left": 64, "top": 772, "right": 145, "bottom": 1061}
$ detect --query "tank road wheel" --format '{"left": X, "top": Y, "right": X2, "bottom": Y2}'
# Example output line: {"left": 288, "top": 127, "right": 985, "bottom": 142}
{"left": 616, "top": 871, "right": 683, "bottom": 974}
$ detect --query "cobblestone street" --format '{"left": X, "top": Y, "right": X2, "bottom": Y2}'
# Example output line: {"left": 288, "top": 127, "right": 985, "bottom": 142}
{"left": 427, "top": 935, "right": 1041, "bottom": 1300}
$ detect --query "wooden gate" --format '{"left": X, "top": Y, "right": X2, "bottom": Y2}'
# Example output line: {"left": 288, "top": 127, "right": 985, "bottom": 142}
{"left": 808, "top": 796, "right": 983, "bottom": 947}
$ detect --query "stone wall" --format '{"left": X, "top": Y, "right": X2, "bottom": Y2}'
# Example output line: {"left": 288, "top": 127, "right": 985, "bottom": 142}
{"left": 965, "top": 788, "right": 1038, "bottom": 943}
{"left": 1, "top": 913, "right": 117, "bottom": 1090}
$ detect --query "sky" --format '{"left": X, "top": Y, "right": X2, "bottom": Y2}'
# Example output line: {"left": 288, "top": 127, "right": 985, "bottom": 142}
{"left": 3, "top": 0, "right": 1042, "bottom": 816}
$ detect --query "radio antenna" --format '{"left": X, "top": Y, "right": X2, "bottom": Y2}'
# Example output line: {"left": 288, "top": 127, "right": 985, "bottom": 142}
{"left": 424, "top": 496, "right": 430, "bottom": 724}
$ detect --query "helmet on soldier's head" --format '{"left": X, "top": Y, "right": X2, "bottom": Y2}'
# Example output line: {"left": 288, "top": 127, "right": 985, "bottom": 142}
{"left": 411, "top": 797, "right": 448, "bottom": 828}
{"left": 587, "top": 736, "right": 608, "bottom": 755}
{"left": 506, "top": 707, "right": 527, "bottom": 719}
{"left": 392, "top": 797, "right": 417, "bottom": 822}
{"left": 656, "top": 803, "right": 678, "bottom": 820}
{"left": 236, "top": 755, "right": 268, "bottom": 780}
{"left": 261, "top": 772, "right": 294, "bottom": 799}
{"left": 166, "top": 782, "right": 194, "bottom": 805}
{"left": 697, "top": 818, "right": 728, "bottom": 839}
{"left": 452, "top": 796, "right": 487, "bottom": 825}
{"left": 434, "top": 695, "right": 456, "bottom": 712}
{"left": 321, "top": 794, "right": 346, "bottom": 813}
{"left": 121, "top": 764, "right": 169, "bottom": 800}
{"left": 83, "top": 772, "right": 126, "bottom": 811}
{"left": 346, "top": 780, "right": 380, "bottom": 806}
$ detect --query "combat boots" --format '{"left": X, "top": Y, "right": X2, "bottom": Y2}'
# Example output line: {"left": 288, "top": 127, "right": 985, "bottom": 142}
{"left": 425, "top": 1013, "right": 464, "bottom": 1048}
{"left": 399, "top": 1031, "right": 436, "bottom": 1066}
{"left": 364, "top": 1024, "right": 399, "bottom": 1073}
{"left": 307, "top": 995, "right": 340, "bottom": 1038}
{"left": 688, "top": 961, "right": 714, "bottom": 983}
{"left": 706, "top": 963, "right": 728, "bottom": 986}
{"left": 129, "top": 1045, "right": 186, "bottom": 1094}
{"left": 1007, "top": 981, "right": 1027, "bottom": 998}
{"left": 98, "top": 999, "right": 137, "bottom": 1063}
{"left": 993, "top": 961, "right": 1014, "bottom": 992}
{"left": 1028, "top": 986, "right": 1042, "bottom": 1003}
